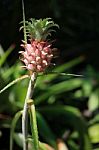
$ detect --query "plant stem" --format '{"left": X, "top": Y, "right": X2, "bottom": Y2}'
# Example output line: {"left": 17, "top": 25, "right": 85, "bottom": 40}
{"left": 28, "top": 99, "right": 39, "bottom": 150}
{"left": 22, "top": 0, "right": 27, "bottom": 43}
{"left": 22, "top": 73, "right": 37, "bottom": 150}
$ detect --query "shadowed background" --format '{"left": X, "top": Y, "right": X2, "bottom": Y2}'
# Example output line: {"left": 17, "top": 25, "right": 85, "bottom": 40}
{"left": 0, "top": 0, "right": 97, "bottom": 68}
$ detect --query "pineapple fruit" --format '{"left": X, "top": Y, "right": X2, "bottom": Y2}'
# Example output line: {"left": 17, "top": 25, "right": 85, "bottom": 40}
{"left": 19, "top": 18, "right": 58, "bottom": 73}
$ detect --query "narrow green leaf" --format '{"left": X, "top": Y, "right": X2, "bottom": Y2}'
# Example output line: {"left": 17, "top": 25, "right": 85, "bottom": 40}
{"left": 0, "top": 44, "right": 4, "bottom": 56}
{"left": 37, "top": 112, "right": 57, "bottom": 148}
{"left": 10, "top": 111, "right": 22, "bottom": 150}
{"left": 28, "top": 99, "right": 39, "bottom": 150}
{"left": 36, "top": 78, "right": 82, "bottom": 105}
{"left": 67, "top": 140, "right": 79, "bottom": 150}
{"left": 0, "top": 75, "right": 29, "bottom": 94}
{"left": 14, "top": 133, "right": 23, "bottom": 148}
{"left": 37, "top": 56, "right": 84, "bottom": 85}
{"left": 0, "top": 44, "right": 15, "bottom": 67}
{"left": 43, "top": 72, "right": 83, "bottom": 77}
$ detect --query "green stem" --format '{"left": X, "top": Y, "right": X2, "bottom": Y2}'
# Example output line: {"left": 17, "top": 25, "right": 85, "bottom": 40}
{"left": 28, "top": 99, "right": 39, "bottom": 150}
{"left": 22, "top": 0, "right": 27, "bottom": 43}
{"left": 22, "top": 73, "right": 37, "bottom": 150}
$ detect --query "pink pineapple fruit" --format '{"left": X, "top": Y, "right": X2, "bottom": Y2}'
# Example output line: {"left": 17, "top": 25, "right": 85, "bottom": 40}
{"left": 19, "top": 18, "right": 58, "bottom": 73}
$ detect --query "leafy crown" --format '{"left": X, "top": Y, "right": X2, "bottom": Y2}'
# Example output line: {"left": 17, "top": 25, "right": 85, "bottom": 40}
{"left": 20, "top": 18, "right": 59, "bottom": 41}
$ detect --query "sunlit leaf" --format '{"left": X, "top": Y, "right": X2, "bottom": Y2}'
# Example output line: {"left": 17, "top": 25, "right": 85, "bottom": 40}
{"left": 88, "top": 90, "right": 99, "bottom": 111}
{"left": 88, "top": 124, "right": 99, "bottom": 143}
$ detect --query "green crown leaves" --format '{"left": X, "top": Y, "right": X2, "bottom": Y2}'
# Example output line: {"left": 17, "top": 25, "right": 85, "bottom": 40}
{"left": 20, "top": 18, "right": 59, "bottom": 41}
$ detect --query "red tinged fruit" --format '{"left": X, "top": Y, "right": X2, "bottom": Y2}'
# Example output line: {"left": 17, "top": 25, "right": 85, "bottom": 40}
{"left": 19, "top": 18, "right": 59, "bottom": 73}
{"left": 20, "top": 41, "right": 53, "bottom": 72}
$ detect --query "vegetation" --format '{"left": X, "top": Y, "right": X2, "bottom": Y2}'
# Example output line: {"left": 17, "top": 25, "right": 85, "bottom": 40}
{"left": 0, "top": 0, "right": 98, "bottom": 150}
{"left": 0, "top": 45, "right": 99, "bottom": 149}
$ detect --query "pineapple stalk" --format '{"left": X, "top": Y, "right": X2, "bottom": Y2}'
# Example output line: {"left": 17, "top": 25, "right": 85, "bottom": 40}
{"left": 20, "top": 18, "right": 58, "bottom": 150}
{"left": 22, "top": 73, "right": 37, "bottom": 150}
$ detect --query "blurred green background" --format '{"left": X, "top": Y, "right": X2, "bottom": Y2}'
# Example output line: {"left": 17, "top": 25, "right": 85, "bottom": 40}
{"left": 0, "top": 0, "right": 99, "bottom": 150}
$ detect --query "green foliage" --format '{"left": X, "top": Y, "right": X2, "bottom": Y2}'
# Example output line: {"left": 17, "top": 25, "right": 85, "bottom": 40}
{"left": 0, "top": 48, "right": 99, "bottom": 149}
{"left": 38, "top": 105, "right": 92, "bottom": 150}
{"left": 88, "top": 124, "right": 99, "bottom": 144}
{"left": 0, "top": 0, "right": 98, "bottom": 149}
{"left": 37, "top": 112, "right": 57, "bottom": 148}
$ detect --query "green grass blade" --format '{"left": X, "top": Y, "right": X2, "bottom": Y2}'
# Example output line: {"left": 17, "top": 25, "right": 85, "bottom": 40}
{"left": 37, "top": 112, "right": 57, "bottom": 148}
{"left": 42, "top": 72, "right": 83, "bottom": 77}
{"left": 37, "top": 56, "right": 84, "bottom": 85}
{"left": 0, "top": 75, "right": 29, "bottom": 94}
{"left": 35, "top": 78, "right": 82, "bottom": 105}
{"left": 28, "top": 99, "right": 39, "bottom": 150}
{"left": 10, "top": 111, "right": 22, "bottom": 150}
{"left": 0, "top": 45, "right": 4, "bottom": 56}
{"left": 0, "top": 44, "right": 15, "bottom": 67}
